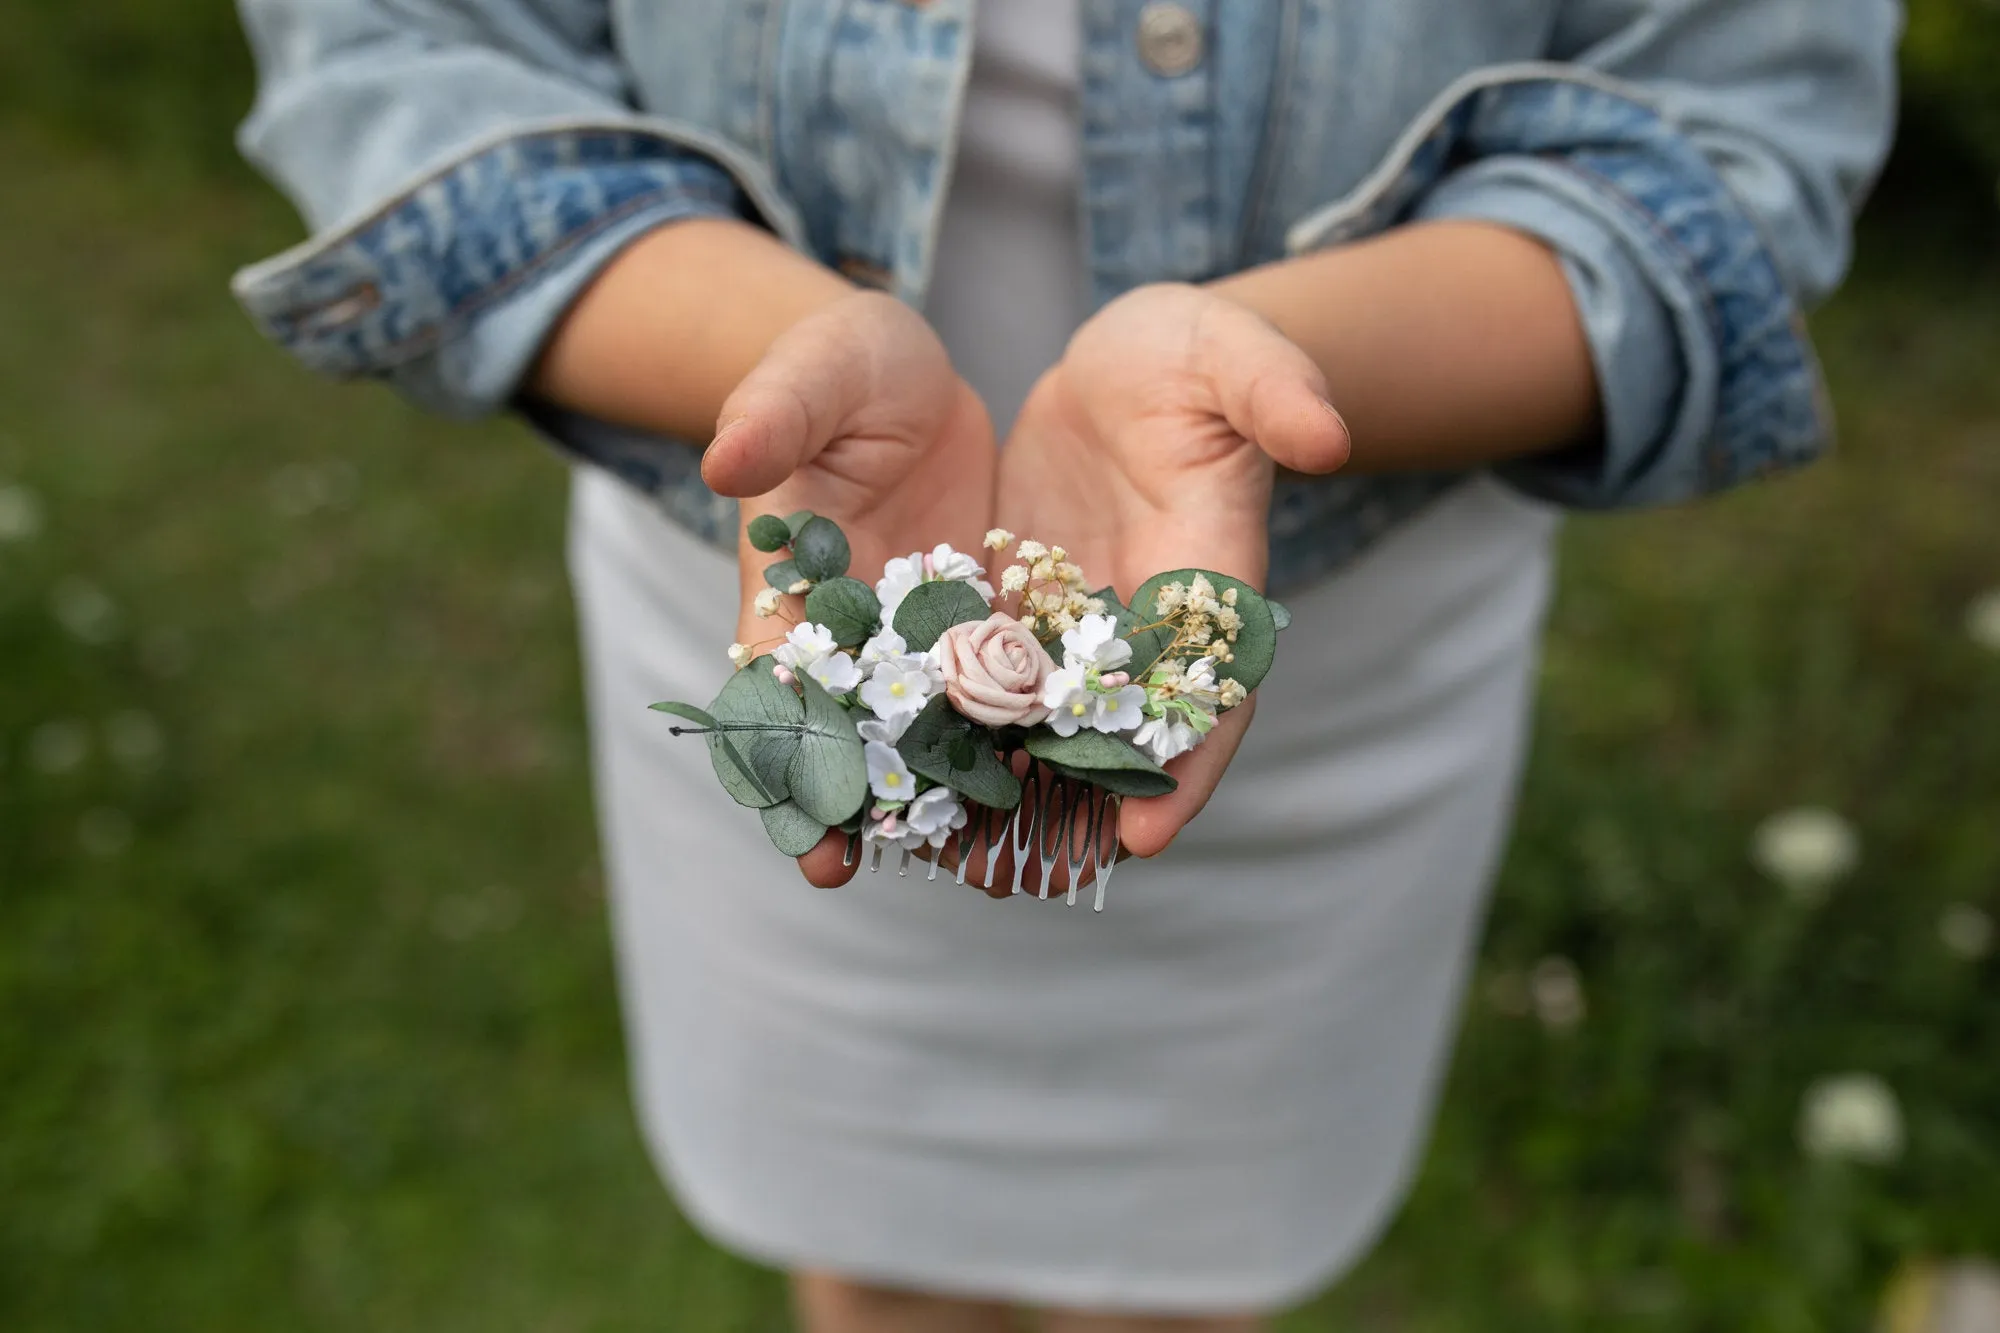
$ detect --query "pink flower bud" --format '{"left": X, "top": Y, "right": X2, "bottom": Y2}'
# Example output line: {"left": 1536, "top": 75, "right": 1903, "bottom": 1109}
{"left": 772, "top": 664, "right": 796, "bottom": 686}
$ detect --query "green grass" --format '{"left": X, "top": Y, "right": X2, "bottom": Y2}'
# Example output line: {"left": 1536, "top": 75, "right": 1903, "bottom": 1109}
{"left": 2, "top": 112, "right": 1997, "bottom": 1331}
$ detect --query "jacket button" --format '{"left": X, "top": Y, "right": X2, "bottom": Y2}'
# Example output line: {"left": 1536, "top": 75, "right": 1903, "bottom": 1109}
{"left": 1136, "top": 2, "right": 1204, "bottom": 77}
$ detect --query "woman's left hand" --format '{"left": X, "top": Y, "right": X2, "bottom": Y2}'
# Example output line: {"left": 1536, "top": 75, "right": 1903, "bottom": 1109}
{"left": 997, "top": 283, "right": 1351, "bottom": 860}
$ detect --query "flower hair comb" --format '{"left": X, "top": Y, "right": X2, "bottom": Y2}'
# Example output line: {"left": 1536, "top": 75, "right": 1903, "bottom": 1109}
{"left": 652, "top": 514, "right": 1290, "bottom": 910}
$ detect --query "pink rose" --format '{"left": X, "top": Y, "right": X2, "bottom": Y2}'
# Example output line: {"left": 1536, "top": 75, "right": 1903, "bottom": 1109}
{"left": 936, "top": 614, "right": 1054, "bottom": 728}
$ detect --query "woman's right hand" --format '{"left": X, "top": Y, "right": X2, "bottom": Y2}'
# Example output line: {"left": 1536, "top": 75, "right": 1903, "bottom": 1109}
{"left": 702, "top": 291, "right": 998, "bottom": 888}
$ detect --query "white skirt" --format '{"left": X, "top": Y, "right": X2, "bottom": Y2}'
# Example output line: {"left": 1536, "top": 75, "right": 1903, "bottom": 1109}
{"left": 567, "top": 465, "right": 1559, "bottom": 1313}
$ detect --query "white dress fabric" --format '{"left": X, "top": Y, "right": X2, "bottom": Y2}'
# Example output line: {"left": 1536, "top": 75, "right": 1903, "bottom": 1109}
{"left": 566, "top": 0, "right": 1564, "bottom": 1313}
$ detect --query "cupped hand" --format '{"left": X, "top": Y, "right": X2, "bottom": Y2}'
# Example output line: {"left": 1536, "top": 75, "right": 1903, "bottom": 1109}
{"left": 997, "top": 282, "right": 1351, "bottom": 859}
{"left": 702, "top": 291, "right": 996, "bottom": 887}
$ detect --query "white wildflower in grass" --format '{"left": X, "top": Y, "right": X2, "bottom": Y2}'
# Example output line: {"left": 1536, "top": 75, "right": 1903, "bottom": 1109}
{"left": 1752, "top": 807, "right": 1859, "bottom": 904}
{"left": 1939, "top": 903, "right": 1995, "bottom": 960}
{"left": 1799, "top": 1073, "right": 1904, "bottom": 1164}
{"left": 29, "top": 720, "right": 89, "bottom": 775}
{"left": 0, "top": 483, "right": 43, "bottom": 542}
{"left": 753, "top": 587, "right": 782, "bottom": 618}
{"left": 727, "top": 642, "right": 752, "bottom": 669}
{"left": 983, "top": 528, "right": 1014, "bottom": 551}
{"left": 1133, "top": 714, "right": 1200, "bottom": 764}
{"left": 859, "top": 660, "right": 932, "bottom": 722}
{"left": 1965, "top": 588, "right": 2000, "bottom": 654}
{"left": 51, "top": 578, "right": 119, "bottom": 644}
{"left": 1060, "top": 614, "right": 1133, "bottom": 671}
{"left": 999, "top": 565, "right": 1029, "bottom": 595}
{"left": 903, "top": 786, "right": 969, "bottom": 848}
{"left": 1530, "top": 955, "right": 1587, "bottom": 1031}
{"left": 865, "top": 740, "right": 916, "bottom": 802}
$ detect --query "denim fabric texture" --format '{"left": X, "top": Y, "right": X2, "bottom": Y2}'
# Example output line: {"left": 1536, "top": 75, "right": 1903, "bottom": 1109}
{"left": 231, "top": 0, "right": 1901, "bottom": 591}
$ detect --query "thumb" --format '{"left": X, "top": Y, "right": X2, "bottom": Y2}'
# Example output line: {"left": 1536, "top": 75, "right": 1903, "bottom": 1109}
{"left": 701, "top": 305, "right": 875, "bottom": 499}
{"left": 1201, "top": 303, "right": 1353, "bottom": 476}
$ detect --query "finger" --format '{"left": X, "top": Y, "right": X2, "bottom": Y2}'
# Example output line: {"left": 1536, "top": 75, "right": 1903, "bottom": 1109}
{"left": 702, "top": 316, "right": 870, "bottom": 498}
{"left": 1202, "top": 305, "right": 1352, "bottom": 476}
{"left": 797, "top": 829, "right": 860, "bottom": 888}
{"left": 1117, "top": 697, "right": 1256, "bottom": 858}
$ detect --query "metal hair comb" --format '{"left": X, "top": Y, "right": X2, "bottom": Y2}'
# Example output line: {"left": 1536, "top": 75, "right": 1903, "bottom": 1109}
{"left": 844, "top": 764, "right": 1125, "bottom": 911}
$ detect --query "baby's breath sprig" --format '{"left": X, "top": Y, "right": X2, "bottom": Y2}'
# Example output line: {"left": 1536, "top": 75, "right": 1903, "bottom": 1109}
{"left": 988, "top": 533, "right": 1107, "bottom": 641}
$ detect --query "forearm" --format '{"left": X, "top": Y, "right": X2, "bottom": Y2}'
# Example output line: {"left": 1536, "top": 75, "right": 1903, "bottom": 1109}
{"left": 528, "top": 218, "right": 852, "bottom": 441}
{"left": 1212, "top": 219, "right": 1600, "bottom": 472}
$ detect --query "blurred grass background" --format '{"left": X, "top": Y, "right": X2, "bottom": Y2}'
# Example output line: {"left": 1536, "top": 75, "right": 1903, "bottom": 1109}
{"left": 2, "top": 2, "right": 1997, "bottom": 1329}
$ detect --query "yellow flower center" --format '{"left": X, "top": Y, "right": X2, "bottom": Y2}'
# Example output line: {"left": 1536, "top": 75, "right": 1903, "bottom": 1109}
{"left": 885, "top": 772, "right": 902, "bottom": 787}
{"left": 1071, "top": 702, "right": 1087, "bottom": 717}
{"left": 889, "top": 681, "right": 906, "bottom": 697}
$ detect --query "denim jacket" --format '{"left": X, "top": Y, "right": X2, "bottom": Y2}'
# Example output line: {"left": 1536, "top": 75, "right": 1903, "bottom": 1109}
{"left": 230, "top": 0, "right": 1899, "bottom": 593}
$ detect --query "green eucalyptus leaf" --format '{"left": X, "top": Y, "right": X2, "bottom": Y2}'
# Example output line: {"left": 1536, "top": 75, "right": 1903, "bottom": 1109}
{"left": 896, "top": 696, "right": 1023, "bottom": 810}
{"left": 762, "top": 558, "right": 810, "bottom": 594}
{"left": 803, "top": 577, "right": 881, "bottom": 647}
{"left": 760, "top": 800, "right": 830, "bottom": 857}
{"left": 1023, "top": 728, "right": 1179, "bottom": 797}
{"left": 892, "top": 580, "right": 990, "bottom": 652}
{"left": 1268, "top": 599, "right": 1292, "bottom": 631}
{"left": 647, "top": 700, "right": 718, "bottom": 728}
{"left": 784, "top": 510, "right": 816, "bottom": 540}
{"left": 746, "top": 514, "right": 792, "bottom": 553}
{"left": 791, "top": 515, "right": 852, "bottom": 582}
{"left": 706, "top": 657, "right": 800, "bottom": 807}
{"left": 786, "top": 674, "right": 870, "bottom": 825}
{"left": 1128, "top": 568, "right": 1278, "bottom": 693}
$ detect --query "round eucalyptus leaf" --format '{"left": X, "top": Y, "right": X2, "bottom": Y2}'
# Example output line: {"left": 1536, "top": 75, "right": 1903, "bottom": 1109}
{"left": 893, "top": 580, "right": 990, "bottom": 652}
{"left": 760, "top": 800, "right": 830, "bottom": 857}
{"left": 761, "top": 558, "right": 809, "bottom": 594}
{"left": 746, "top": 514, "right": 792, "bottom": 553}
{"left": 706, "top": 657, "right": 800, "bottom": 807}
{"left": 1268, "top": 599, "right": 1293, "bottom": 632}
{"left": 1128, "top": 568, "right": 1278, "bottom": 692}
{"left": 896, "top": 697, "right": 1023, "bottom": 811}
{"left": 791, "top": 516, "right": 852, "bottom": 582}
{"left": 784, "top": 509, "right": 817, "bottom": 540}
{"left": 1022, "top": 729, "right": 1178, "bottom": 797}
{"left": 786, "top": 675, "right": 870, "bottom": 825}
{"left": 803, "top": 577, "right": 881, "bottom": 647}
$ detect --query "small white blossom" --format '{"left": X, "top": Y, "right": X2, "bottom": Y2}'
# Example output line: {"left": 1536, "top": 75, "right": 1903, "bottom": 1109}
{"left": 865, "top": 740, "right": 916, "bottom": 803}
{"left": 1041, "top": 667, "right": 1145, "bottom": 736}
{"left": 805, "top": 651, "right": 862, "bottom": 694}
{"left": 753, "top": 588, "right": 782, "bottom": 618}
{"left": 1217, "top": 678, "right": 1248, "bottom": 709}
{"left": 787, "top": 579, "right": 812, "bottom": 596}
{"left": 904, "top": 786, "right": 968, "bottom": 847}
{"left": 1799, "top": 1073, "right": 1904, "bottom": 1164}
{"left": 1000, "top": 565, "right": 1029, "bottom": 595}
{"left": 1966, "top": 588, "right": 2000, "bottom": 654}
{"left": 858, "top": 629, "right": 910, "bottom": 670}
{"left": 772, "top": 622, "right": 838, "bottom": 670}
{"left": 862, "top": 807, "right": 926, "bottom": 850}
{"left": 1060, "top": 614, "right": 1133, "bottom": 671}
{"left": 1220, "top": 587, "right": 1238, "bottom": 607}
{"left": 858, "top": 714, "right": 914, "bottom": 746}
{"left": 1939, "top": 903, "right": 1994, "bottom": 960}
{"left": 727, "top": 642, "right": 752, "bottom": 669}
{"left": 876, "top": 552, "right": 926, "bottom": 622}
{"left": 1181, "top": 656, "right": 1220, "bottom": 698}
{"left": 1752, "top": 807, "right": 1859, "bottom": 904}
{"left": 1133, "top": 715, "right": 1200, "bottom": 764}
{"left": 983, "top": 528, "right": 1014, "bottom": 551}
{"left": 859, "top": 660, "right": 933, "bottom": 722}
{"left": 1015, "top": 540, "right": 1048, "bottom": 562}
{"left": 1154, "top": 582, "right": 1186, "bottom": 617}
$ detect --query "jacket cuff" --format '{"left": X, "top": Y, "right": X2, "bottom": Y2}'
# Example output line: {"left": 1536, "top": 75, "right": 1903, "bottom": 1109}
{"left": 230, "top": 126, "right": 748, "bottom": 417}
{"left": 1295, "top": 73, "right": 1833, "bottom": 510}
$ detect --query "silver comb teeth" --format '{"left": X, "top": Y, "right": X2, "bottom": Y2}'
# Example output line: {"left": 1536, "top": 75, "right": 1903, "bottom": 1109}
{"left": 841, "top": 766, "right": 1124, "bottom": 911}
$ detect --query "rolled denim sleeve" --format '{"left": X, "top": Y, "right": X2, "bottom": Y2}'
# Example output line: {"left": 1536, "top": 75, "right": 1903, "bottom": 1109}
{"left": 229, "top": 0, "right": 799, "bottom": 418}
{"left": 1288, "top": 1, "right": 1901, "bottom": 509}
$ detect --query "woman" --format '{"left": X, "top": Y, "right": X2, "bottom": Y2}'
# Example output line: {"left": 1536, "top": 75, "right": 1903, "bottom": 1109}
{"left": 230, "top": 1, "right": 1899, "bottom": 1328}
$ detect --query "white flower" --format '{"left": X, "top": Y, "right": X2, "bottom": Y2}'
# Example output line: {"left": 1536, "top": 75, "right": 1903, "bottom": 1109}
{"left": 805, "top": 650, "right": 862, "bottom": 694}
{"left": 1133, "top": 714, "right": 1199, "bottom": 764}
{"left": 928, "top": 544, "right": 996, "bottom": 602}
{"left": 1752, "top": 807, "right": 1859, "bottom": 904}
{"left": 904, "top": 786, "right": 968, "bottom": 847}
{"left": 1000, "top": 565, "right": 1029, "bottom": 595}
{"left": 875, "top": 546, "right": 996, "bottom": 622}
{"left": 772, "top": 622, "right": 838, "bottom": 670}
{"left": 1153, "top": 582, "right": 1186, "bottom": 617}
{"left": 726, "top": 642, "right": 751, "bottom": 669}
{"left": 1181, "top": 656, "right": 1220, "bottom": 697}
{"left": 1059, "top": 614, "right": 1132, "bottom": 671}
{"left": 1939, "top": 903, "right": 1994, "bottom": 960}
{"left": 0, "top": 484, "right": 43, "bottom": 542}
{"left": 858, "top": 629, "right": 909, "bottom": 670}
{"left": 865, "top": 740, "right": 916, "bottom": 802}
{"left": 859, "top": 660, "right": 933, "bottom": 722}
{"left": 1041, "top": 666, "right": 1146, "bottom": 737}
{"left": 1799, "top": 1073, "right": 1904, "bottom": 1164}
{"left": 862, "top": 807, "right": 926, "bottom": 850}
{"left": 874, "top": 552, "right": 926, "bottom": 623}
{"left": 1966, "top": 588, "right": 2000, "bottom": 654}
{"left": 1217, "top": 678, "right": 1247, "bottom": 710}
{"left": 787, "top": 579, "right": 813, "bottom": 595}
{"left": 1015, "top": 540, "right": 1048, "bottom": 562}
{"left": 858, "top": 714, "right": 914, "bottom": 746}
{"left": 753, "top": 588, "right": 782, "bottom": 618}
{"left": 1530, "top": 956, "right": 1587, "bottom": 1031}
{"left": 983, "top": 528, "right": 1014, "bottom": 551}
